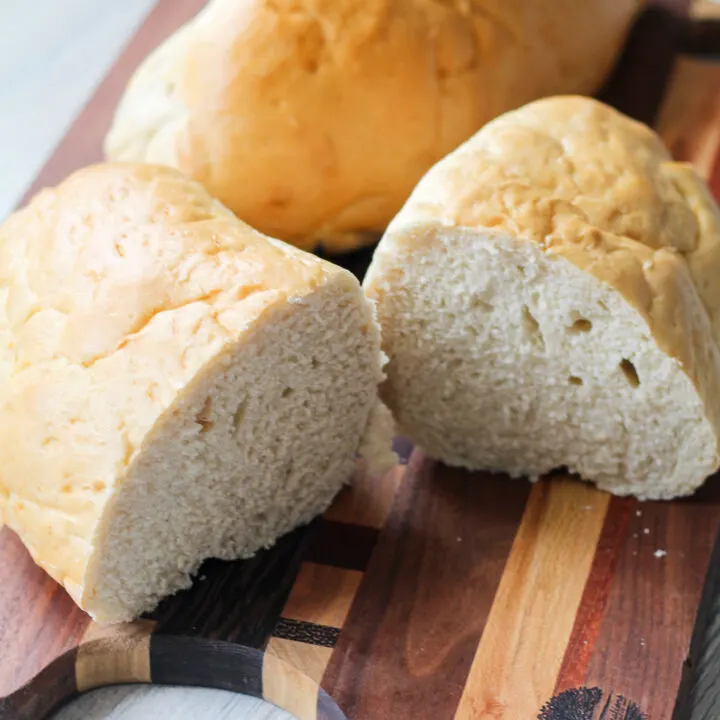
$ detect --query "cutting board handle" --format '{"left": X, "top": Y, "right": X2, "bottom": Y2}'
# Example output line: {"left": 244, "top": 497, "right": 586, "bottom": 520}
{"left": 0, "top": 622, "right": 346, "bottom": 720}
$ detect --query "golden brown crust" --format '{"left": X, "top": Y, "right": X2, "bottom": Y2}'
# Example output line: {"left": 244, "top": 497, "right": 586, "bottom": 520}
{"left": 0, "top": 163, "right": 342, "bottom": 601}
{"left": 106, "top": 0, "right": 641, "bottom": 252}
{"left": 368, "top": 96, "right": 720, "bottom": 436}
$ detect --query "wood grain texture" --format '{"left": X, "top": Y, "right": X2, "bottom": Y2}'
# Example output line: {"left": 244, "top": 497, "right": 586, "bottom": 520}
{"left": 554, "top": 497, "right": 636, "bottom": 693}
{"left": 323, "top": 465, "right": 405, "bottom": 528}
{"left": 322, "top": 453, "right": 531, "bottom": 720}
{"left": 673, "top": 518, "right": 720, "bottom": 720}
{"left": 597, "top": 2, "right": 693, "bottom": 126}
{"left": 148, "top": 525, "right": 310, "bottom": 645}
{"left": 0, "top": 648, "right": 78, "bottom": 720}
{"left": 76, "top": 621, "right": 154, "bottom": 692}
{"left": 263, "top": 650, "right": 323, "bottom": 720}
{"left": 266, "top": 639, "right": 334, "bottom": 685}
{"left": 0, "top": 529, "right": 90, "bottom": 697}
{"left": 281, "top": 564, "right": 363, "bottom": 629}
{"left": 585, "top": 480, "right": 720, "bottom": 720}
{"left": 454, "top": 481, "right": 610, "bottom": 720}
{"left": 657, "top": 57, "right": 720, "bottom": 179}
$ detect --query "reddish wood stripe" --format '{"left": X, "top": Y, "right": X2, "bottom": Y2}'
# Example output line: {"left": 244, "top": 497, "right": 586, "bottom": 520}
{"left": 585, "top": 478, "right": 720, "bottom": 720}
{"left": 0, "top": 529, "right": 90, "bottom": 697}
{"left": 454, "top": 480, "right": 610, "bottom": 719}
{"left": 322, "top": 453, "right": 531, "bottom": 720}
{"left": 554, "top": 496, "right": 636, "bottom": 693}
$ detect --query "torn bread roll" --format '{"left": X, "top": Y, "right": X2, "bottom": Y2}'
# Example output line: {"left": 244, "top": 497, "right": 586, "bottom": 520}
{"left": 105, "top": 0, "right": 642, "bottom": 253}
{"left": 364, "top": 96, "right": 720, "bottom": 500}
{"left": 0, "top": 163, "right": 394, "bottom": 622}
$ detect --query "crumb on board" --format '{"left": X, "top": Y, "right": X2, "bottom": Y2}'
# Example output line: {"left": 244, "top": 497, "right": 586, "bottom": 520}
{"left": 643, "top": 528, "right": 650, "bottom": 535}
{"left": 654, "top": 549, "right": 667, "bottom": 558}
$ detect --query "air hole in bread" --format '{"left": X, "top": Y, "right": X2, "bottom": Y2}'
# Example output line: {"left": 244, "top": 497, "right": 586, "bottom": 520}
{"left": 568, "top": 376, "right": 583, "bottom": 386}
{"left": 620, "top": 358, "right": 640, "bottom": 388}
{"left": 521, "top": 305, "right": 544, "bottom": 349}
{"left": 569, "top": 318, "right": 592, "bottom": 333}
{"left": 470, "top": 296, "right": 493, "bottom": 312}
{"left": 233, "top": 401, "right": 247, "bottom": 430}
{"left": 195, "top": 397, "right": 214, "bottom": 432}
{"left": 311, "top": 357, "right": 320, "bottom": 369}
{"left": 522, "top": 305, "right": 539, "bottom": 333}
{"left": 282, "top": 387, "right": 294, "bottom": 398}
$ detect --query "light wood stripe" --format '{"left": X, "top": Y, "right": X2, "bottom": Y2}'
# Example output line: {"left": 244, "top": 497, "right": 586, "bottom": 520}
{"left": 266, "top": 637, "right": 333, "bottom": 684}
{"left": 263, "top": 649, "right": 320, "bottom": 720}
{"left": 454, "top": 480, "right": 610, "bottom": 719}
{"left": 692, "top": 0, "right": 720, "bottom": 18}
{"left": 324, "top": 465, "right": 405, "bottom": 528}
{"left": 76, "top": 620, "right": 155, "bottom": 692}
{"left": 282, "top": 563, "right": 362, "bottom": 629}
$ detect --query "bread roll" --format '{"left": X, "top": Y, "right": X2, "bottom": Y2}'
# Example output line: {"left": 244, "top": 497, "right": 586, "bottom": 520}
{"left": 364, "top": 96, "right": 720, "bottom": 500}
{"left": 0, "top": 163, "right": 394, "bottom": 622}
{"left": 105, "top": 0, "right": 642, "bottom": 253}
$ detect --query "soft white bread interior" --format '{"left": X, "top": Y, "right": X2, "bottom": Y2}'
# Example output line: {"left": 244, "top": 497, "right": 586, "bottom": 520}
{"left": 0, "top": 163, "right": 394, "bottom": 622}
{"left": 105, "top": 0, "right": 642, "bottom": 253}
{"left": 364, "top": 96, "right": 720, "bottom": 500}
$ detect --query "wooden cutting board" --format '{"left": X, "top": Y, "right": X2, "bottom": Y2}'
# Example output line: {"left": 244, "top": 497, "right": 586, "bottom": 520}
{"left": 1, "top": 2, "right": 719, "bottom": 719}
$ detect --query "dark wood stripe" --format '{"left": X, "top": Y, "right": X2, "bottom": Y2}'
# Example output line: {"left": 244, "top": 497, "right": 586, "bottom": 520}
{"left": 672, "top": 496, "right": 720, "bottom": 719}
{"left": 304, "top": 520, "right": 379, "bottom": 572}
{"left": 683, "top": 19, "right": 720, "bottom": 55}
{"left": 150, "top": 635, "right": 263, "bottom": 697}
{"left": 321, "top": 451, "right": 531, "bottom": 720}
{"left": 149, "top": 525, "right": 310, "bottom": 647}
{"left": 598, "top": 3, "right": 692, "bottom": 126}
{"left": 273, "top": 619, "right": 340, "bottom": 649}
{"left": 20, "top": 0, "right": 206, "bottom": 204}
{"left": 316, "top": 244, "right": 376, "bottom": 280}
{"left": 0, "top": 648, "right": 78, "bottom": 720}
{"left": 554, "top": 497, "right": 635, "bottom": 693}
{"left": 584, "top": 477, "right": 720, "bottom": 719}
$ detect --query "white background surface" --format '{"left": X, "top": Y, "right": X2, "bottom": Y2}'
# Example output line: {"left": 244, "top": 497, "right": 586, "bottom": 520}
{"left": 0, "top": 0, "right": 291, "bottom": 717}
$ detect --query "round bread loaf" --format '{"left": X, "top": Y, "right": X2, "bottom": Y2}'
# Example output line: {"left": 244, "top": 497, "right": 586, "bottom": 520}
{"left": 364, "top": 96, "right": 720, "bottom": 500}
{"left": 105, "top": 0, "right": 642, "bottom": 253}
{"left": 0, "top": 163, "right": 394, "bottom": 622}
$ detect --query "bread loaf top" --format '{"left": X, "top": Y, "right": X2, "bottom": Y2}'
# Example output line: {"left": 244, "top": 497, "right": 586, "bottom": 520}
{"left": 0, "top": 163, "right": 356, "bottom": 601}
{"left": 105, "top": 0, "right": 642, "bottom": 252}
{"left": 369, "top": 96, "right": 720, "bottom": 407}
